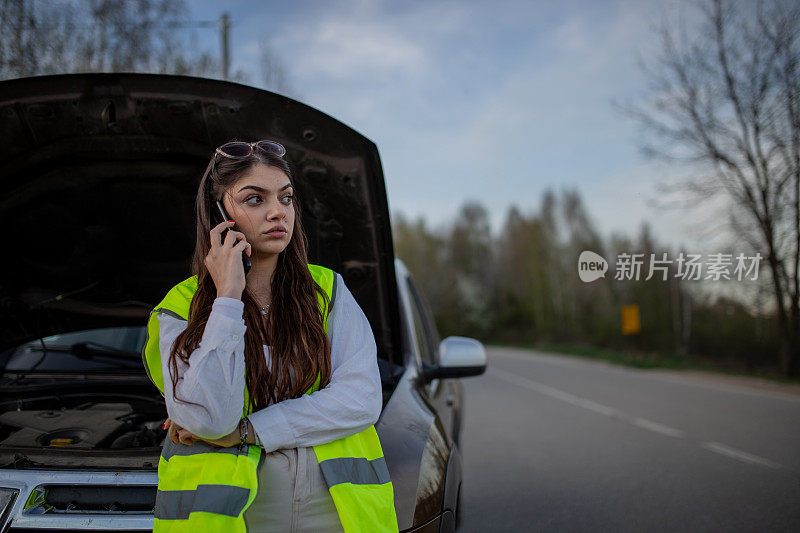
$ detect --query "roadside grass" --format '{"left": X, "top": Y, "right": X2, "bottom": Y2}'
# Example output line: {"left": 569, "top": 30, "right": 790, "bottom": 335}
{"left": 489, "top": 341, "right": 800, "bottom": 385}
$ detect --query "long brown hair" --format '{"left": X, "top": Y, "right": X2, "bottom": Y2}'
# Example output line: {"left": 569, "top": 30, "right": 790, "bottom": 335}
{"left": 168, "top": 145, "right": 332, "bottom": 415}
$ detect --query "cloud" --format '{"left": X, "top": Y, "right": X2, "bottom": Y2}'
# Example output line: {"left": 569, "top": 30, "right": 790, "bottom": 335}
{"left": 241, "top": 40, "right": 260, "bottom": 62}
{"left": 224, "top": 0, "right": 706, "bottom": 250}
{"left": 293, "top": 18, "right": 425, "bottom": 79}
{"left": 379, "top": 0, "right": 682, "bottom": 242}
{"left": 444, "top": 1, "right": 658, "bottom": 167}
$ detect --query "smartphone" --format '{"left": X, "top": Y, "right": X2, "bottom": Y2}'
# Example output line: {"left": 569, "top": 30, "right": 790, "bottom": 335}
{"left": 213, "top": 200, "right": 252, "bottom": 276}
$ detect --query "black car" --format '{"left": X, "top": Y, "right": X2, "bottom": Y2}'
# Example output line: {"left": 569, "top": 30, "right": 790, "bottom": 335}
{"left": 0, "top": 73, "right": 487, "bottom": 532}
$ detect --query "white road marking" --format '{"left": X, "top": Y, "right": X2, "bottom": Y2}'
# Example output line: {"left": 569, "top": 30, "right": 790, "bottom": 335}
{"left": 490, "top": 368, "right": 619, "bottom": 417}
{"left": 489, "top": 347, "right": 800, "bottom": 402}
{"left": 632, "top": 417, "right": 685, "bottom": 438}
{"left": 702, "top": 442, "right": 782, "bottom": 469}
{"left": 489, "top": 367, "right": 783, "bottom": 469}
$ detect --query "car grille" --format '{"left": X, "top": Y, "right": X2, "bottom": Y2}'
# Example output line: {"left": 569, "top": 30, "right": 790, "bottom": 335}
{"left": 1, "top": 469, "right": 157, "bottom": 531}
{"left": 26, "top": 485, "right": 155, "bottom": 513}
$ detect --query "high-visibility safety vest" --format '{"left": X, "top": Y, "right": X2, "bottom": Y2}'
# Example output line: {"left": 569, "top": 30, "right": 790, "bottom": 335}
{"left": 142, "top": 263, "right": 399, "bottom": 532}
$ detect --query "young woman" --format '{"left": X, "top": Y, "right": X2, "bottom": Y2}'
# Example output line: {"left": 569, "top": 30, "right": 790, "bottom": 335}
{"left": 142, "top": 140, "right": 398, "bottom": 532}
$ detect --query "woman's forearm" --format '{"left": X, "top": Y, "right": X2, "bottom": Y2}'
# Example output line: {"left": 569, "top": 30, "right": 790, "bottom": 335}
{"left": 185, "top": 418, "right": 258, "bottom": 448}
{"left": 159, "top": 298, "right": 248, "bottom": 439}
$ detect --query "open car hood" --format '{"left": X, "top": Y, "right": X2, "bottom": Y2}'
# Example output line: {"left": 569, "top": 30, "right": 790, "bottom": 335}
{"left": 0, "top": 73, "right": 400, "bottom": 362}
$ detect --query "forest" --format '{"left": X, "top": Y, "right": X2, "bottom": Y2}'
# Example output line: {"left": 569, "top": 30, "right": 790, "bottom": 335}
{"left": 392, "top": 190, "right": 784, "bottom": 377}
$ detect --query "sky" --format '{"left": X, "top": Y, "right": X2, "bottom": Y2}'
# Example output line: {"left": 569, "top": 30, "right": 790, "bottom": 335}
{"left": 186, "top": 0, "right": 713, "bottom": 251}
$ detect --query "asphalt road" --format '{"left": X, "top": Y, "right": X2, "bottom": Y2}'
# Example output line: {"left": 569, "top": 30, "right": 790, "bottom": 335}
{"left": 458, "top": 346, "right": 800, "bottom": 532}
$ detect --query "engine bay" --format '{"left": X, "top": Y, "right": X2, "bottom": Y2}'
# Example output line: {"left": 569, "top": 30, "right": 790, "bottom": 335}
{"left": 0, "top": 402, "right": 163, "bottom": 449}
{"left": 0, "top": 388, "right": 167, "bottom": 469}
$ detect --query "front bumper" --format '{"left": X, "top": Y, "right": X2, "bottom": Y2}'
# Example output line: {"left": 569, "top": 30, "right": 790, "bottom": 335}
{"left": 0, "top": 469, "right": 157, "bottom": 531}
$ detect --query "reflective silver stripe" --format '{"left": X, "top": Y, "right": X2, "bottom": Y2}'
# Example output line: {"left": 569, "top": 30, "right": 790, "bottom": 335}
{"left": 326, "top": 274, "right": 339, "bottom": 332}
{"left": 141, "top": 318, "right": 154, "bottom": 385}
{"left": 154, "top": 484, "right": 250, "bottom": 519}
{"left": 319, "top": 456, "right": 391, "bottom": 487}
{"left": 161, "top": 439, "right": 252, "bottom": 461}
{"left": 154, "top": 307, "right": 186, "bottom": 321}
{"left": 329, "top": 272, "right": 338, "bottom": 312}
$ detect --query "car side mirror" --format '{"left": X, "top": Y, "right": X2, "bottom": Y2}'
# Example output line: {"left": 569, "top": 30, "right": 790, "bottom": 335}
{"left": 421, "top": 336, "right": 487, "bottom": 382}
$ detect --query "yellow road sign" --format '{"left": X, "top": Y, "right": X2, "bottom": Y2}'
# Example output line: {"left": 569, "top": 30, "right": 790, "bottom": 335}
{"left": 622, "top": 304, "right": 641, "bottom": 335}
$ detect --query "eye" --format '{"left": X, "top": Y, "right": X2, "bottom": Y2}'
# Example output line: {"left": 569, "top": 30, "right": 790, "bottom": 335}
{"left": 245, "top": 195, "right": 262, "bottom": 205}
{"left": 282, "top": 194, "right": 294, "bottom": 205}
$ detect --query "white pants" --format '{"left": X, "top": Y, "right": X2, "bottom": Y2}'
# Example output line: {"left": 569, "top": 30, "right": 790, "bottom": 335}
{"left": 242, "top": 446, "right": 344, "bottom": 532}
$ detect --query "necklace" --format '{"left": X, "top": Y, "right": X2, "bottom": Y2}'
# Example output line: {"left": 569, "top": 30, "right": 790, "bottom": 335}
{"left": 252, "top": 290, "right": 271, "bottom": 315}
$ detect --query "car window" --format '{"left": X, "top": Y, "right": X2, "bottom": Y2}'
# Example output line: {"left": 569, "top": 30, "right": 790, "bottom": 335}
{"left": 409, "top": 278, "right": 442, "bottom": 353}
{"left": 406, "top": 276, "right": 438, "bottom": 364}
{"left": 1, "top": 326, "right": 148, "bottom": 373}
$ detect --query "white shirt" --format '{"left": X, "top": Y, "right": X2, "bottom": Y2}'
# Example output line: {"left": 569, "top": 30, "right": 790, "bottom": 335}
{"left": 156, "top": 272, "right": 383, "bottom": 453}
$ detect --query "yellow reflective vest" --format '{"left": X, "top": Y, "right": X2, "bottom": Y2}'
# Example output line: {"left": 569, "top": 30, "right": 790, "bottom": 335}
{"left": 142, "top": 263, "right": 398, "bottom": 532}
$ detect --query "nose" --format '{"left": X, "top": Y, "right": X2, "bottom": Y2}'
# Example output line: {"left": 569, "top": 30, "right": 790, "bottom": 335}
{"left": 266, "top": 195, "right": 289, "bottom": 222}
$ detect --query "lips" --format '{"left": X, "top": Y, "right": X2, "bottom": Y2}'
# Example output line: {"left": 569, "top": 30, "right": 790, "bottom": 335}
{"left": 264, "top": 225, "right": 287, "bottom": 237}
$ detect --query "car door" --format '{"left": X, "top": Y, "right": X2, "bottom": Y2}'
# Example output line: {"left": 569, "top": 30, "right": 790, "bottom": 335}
{"left": 404, "top": 273, "right": 459, "bottom": 446}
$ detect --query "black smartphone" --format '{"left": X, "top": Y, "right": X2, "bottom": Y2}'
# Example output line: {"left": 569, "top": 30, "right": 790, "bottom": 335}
{"left": 213, "top": 200, "right": 252, "bottom": 276}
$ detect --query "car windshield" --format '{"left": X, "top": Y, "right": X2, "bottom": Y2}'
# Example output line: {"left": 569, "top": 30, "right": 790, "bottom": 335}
{"left": 1, "top": 326, "right": 148, "bottom": 374}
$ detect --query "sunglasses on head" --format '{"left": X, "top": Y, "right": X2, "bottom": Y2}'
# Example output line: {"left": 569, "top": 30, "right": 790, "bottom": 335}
{"left": 214, "top": 140, "right": 287, "bottom": 160}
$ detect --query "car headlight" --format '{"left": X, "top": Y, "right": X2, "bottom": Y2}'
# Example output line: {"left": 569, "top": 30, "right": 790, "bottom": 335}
{"left": 0, "top": 487, "right": 19, "bottom": 526}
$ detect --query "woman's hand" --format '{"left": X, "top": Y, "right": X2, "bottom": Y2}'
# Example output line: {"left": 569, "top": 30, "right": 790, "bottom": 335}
{"left": 162, "top": 418, "right": 241, "bottom": 448}
{"left": 205, "top": 220, "right": 252, "bottom": 299}
{"left": 164, "top": 418, "right": 198, "bottom": 445}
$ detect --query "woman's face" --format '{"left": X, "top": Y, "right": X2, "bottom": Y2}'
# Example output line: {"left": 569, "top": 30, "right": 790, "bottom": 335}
{"left": 221, "top": 163, "right": 295, "bottom": 257}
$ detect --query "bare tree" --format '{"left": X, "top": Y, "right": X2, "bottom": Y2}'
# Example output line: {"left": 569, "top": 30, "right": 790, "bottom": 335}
{"left": 0, "top": 0, "right": 250, "bottom": 82}
{"left": 259, "top": 39, "right": 292, "bottom": 95}
{"left": 627, "top": 0, "right": 800, "bottom": 376}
